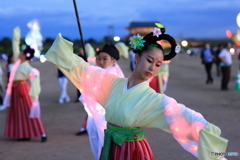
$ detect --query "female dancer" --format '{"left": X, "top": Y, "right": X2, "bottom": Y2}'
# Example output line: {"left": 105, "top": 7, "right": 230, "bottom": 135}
{"left": 76, "top": 43, "right": 124, "bottom": 160}
{"left": 4, "top": 46, "right": 47, "bottom": 142}
{"left": 45, "top": 24, "right": 228, "bottom": 160}
{"left": 76, "top": 44, "right": 124, "bottom": 136}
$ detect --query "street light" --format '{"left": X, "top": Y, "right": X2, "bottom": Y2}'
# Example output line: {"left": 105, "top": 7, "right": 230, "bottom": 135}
{"left": 181, "top": 40, "right": 188, "bottom": 54}
{"left": 113, "top": 36, "right": 120, "bottom": 42}
{"left": 181, "top": 40, "right": 188, "bottom": 47}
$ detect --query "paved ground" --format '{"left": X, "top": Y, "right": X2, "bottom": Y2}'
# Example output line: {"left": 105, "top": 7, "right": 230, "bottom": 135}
{"left": 0, "top": 52, "right": 239, "bottom": 160}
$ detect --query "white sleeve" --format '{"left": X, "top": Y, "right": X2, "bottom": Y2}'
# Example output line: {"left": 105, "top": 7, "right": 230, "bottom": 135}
{"left": 45, "top": 33, "right": 117, "bottom": 107}
{"left": 162, "top": 95, "right": 228, "bottom": 160}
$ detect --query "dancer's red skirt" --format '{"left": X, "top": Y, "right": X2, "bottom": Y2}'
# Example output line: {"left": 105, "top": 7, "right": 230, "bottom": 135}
{"left": 108, "top": 138, "right": 155, "bottom": 160}
{"left": 4, "top": 80, "right": 46, "bottom": 138}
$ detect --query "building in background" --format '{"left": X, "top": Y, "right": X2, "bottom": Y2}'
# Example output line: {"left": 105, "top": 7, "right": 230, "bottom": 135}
{"left": 125, "top": 21, "right": 160, "bottom": 40}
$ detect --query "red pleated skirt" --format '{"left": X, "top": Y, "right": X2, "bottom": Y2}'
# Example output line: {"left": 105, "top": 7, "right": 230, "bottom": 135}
{"left": 108, "top": 138, "right": 155, "bottom": 160}
{"left": 4, "top": 80, "right": 46, "bottom": 139}
{"left": 149, "top": 76, "right": 162, "bottom": 93}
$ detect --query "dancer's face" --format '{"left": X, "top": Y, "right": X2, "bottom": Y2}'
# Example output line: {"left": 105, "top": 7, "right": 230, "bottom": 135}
{"left": 79, "top": 47, "right": 84, "bottom": 56}
{"left": 97, "top": 52, "right": 116, "bottom": 69}
{"left": 19, "top": 51, "right": 26, "bottom": 61}
{"left": 95, "top": 55, "right": 100, "bottom": 66}
{"left": 134, "top": 48, "right": 163, "bottom": 81}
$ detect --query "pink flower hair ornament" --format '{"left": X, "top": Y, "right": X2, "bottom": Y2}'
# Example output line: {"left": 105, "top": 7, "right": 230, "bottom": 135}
{"left": 26, "top": 53, "right": 31, "bottom": 57}
{"left": 152, "top": 27, "right": 162, "bottom": 37}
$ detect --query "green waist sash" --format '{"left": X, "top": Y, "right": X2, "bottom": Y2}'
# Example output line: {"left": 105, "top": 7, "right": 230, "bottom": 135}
{"left": 100, "top": 123, "right": 144, "bottom": 160}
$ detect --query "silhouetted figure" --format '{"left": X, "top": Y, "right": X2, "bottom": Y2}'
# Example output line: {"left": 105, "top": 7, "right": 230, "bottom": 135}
{"left": 56, "top": 68, "right": 70, "bottom": 103}
{"left": 201, "top": 43, "right": 214, "bottom": 84}
{"left": 214, "top": 44, "right": 222, "bottom": 77}
{"left": 218, "top": 43, "right": 232, "bottom": 91}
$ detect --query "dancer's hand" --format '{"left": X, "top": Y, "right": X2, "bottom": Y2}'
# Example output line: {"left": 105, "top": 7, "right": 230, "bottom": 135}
{"left": 40, "top": 55, "right": 48, "bottom": 63}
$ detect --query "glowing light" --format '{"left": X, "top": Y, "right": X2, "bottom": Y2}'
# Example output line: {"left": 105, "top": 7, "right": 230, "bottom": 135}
{"left": 180, "top": 139, "right": 186, "bottom": 143}
{"left": 96, "top": 48, "right": 100, "bottom": 52}
{"left": 191, "top": 122, "right": 206, "bottom": 141}
{"left": 236, "top": 12, "right": 240, "bottom": 28}
{"left": 86, "top": 75, "right": 90, "bottom": 78}
{"left": 181, "top": 40, "right": 188, "bottom": 47}
{"left": 25, "top": 19, "right": 43, "bottom": 58}
{"left": 226, "top": 30, "right": 233, "bottom": 38}
{"left": 164, "top": 106, "right": 173, "bottom": 115}
{"left": 92, "top": 87, "right": 97, "bottom": 91}
{"left": 113, "top": 36, "right": 120, "bottom": 42}
{"left": 187, "top": 49, "right": 191, "bottom": 54}
{"left": 40, "top": 55, "right": 46, "bottom": 63}
{"left": 175, "top": 128, "right": 179, "bottom": 131}
{"left": 80, "top": 88, "right": 83, "bottom": 92}
{"left": 191, "top": 145, "right": 198, "bottom": 152}
{"left": 230, "top": 48, "right": 235, "bottom": 55}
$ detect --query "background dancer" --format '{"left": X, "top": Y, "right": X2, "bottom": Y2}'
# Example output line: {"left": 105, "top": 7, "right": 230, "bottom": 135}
{"left": 77, "top": 43, "right": 124, "bottom": 160}
{"left": 4, "top": 45, "right": 47, "bottom": 142}
{"left": 55, "top": 67, "right": 70, "bottom": 104}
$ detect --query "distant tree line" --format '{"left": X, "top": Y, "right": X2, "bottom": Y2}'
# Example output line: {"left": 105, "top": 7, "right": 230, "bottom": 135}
{"left": 0, "top": 35, "right": 127, "bottom": 55}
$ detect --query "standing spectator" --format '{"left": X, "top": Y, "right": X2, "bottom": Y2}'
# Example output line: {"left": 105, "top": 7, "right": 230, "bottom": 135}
{"left": 56, "top": 68, "right": 70, "bottom": 104}
{"left": 201, "top": 43, "right": 214, "bottom": 84}
{"left": 214, "top": 44, "right": 222, "bottom": 77}
{"left": 219, "top": 43, "right": 232, "bottom": 91}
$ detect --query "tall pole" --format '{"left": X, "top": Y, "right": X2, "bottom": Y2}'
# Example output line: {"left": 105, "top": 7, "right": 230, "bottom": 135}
{"left": 72, "top": 0, "right": 87, "bottom": 61}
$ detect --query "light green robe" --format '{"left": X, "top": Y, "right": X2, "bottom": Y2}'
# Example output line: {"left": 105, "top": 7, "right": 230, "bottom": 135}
{"left": 14, "top": 61, "right": 41, "bottom": 101}
{"left": 45, "top": 33, "right": 228, "bottom": 160}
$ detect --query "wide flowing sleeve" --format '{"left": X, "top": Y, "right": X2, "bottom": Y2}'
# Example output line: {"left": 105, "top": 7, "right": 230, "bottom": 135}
{"left": 162, "top": 95, "right": 228, "bottom": 160}
{"left": 28, "top": 68, "right": 41, "bottom": 101}
{"left": 44, "top": 33, "right": 116, "bottom": 106}
{"left": 28, "top": 68, "right": 41, "bottom": 118}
